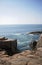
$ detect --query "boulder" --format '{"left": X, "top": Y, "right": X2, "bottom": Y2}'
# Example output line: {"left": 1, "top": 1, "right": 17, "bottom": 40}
{"left": 0, "top": 39, "right": 17, "bottom": 55}
{"left": 0, "top": 37, "right": 8, "bottom": 40}
{"left": 29, "top": 40, "right": 37, "bottom": 50}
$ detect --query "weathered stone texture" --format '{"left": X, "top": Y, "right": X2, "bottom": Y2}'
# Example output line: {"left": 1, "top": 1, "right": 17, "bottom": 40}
{"left": 37, "top": 34, "right": 42, "bottom": 48}
{"left": 0, "top": 35, "right": 42, "bottom": 65}
{"left": 0, "top": 38, "right": 17, "bottom": 55}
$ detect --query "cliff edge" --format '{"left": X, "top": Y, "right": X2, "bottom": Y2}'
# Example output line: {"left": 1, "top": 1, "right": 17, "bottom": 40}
{"left": 0, "top": 34, "right": 42, "bottom": 65}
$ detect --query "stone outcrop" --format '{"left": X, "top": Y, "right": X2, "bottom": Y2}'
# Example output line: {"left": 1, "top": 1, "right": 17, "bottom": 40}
{"left": 0, "top": 37, "right": 8, "bottom": 40}
{"left": 0, "top": 47, "right": 42, "bottom": 65}
{"left": 0, "top": 37, "right": 17, "bottom": 55}
{"left": 37, "top": 34, "right": 42, "bottom": 48}
{"left": 29, "top": 40, "right": 37, "bottom": 50}
{"left": 28, "top": 31, "right": 42, "bottom": 34}
{"left": 0, "top": 35, "right": 42, "bottom": 65}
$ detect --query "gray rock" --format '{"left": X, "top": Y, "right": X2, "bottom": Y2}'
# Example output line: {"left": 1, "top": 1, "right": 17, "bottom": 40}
{"left": 29, "top": 40, "right": 37, "bottom": 50}
{"left": 0, "top": 39, "right": 17, "bottom": 55}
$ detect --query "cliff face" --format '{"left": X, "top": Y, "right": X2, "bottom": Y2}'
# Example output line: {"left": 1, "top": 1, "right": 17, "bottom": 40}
{"left": 37, "top": 34, "right": 42, "bottom": 48}
{"left": 0, "top": 35, "right": 42, "bottom": 65}
{"left": 0, "top": 38, "right": 17, "bottom": 55}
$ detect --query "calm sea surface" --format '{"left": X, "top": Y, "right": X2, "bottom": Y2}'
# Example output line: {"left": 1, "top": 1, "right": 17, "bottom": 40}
{"left": 0, "top": 24, "right": 42, "bottom": 51}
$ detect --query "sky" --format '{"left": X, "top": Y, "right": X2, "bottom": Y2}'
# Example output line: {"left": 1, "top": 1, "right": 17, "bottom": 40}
{"left": 0, "top": 0, "right": 42, "bottom": 25}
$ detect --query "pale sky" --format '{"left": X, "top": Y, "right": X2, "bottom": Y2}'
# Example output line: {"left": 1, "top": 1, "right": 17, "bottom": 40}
{"left": 0, "top": 0, "right": 42, "bottom": 25}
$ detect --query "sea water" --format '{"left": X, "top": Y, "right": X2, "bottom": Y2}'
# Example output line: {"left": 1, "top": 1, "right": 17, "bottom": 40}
{"left": 0, "top": 24, "right": 42, "bottom": 51}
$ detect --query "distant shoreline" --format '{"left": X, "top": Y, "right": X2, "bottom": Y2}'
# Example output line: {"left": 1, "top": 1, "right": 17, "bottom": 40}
{"left": 28, "top": 31, "right": 42, "bottom": 34}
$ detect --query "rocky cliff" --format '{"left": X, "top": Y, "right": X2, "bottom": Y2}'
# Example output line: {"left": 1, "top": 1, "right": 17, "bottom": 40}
{"left": 0, "top": 35, "right": 42, "bottom": 65}
{"left": 28, "top": 31, "right": 42, "bottom": 34}
{"left": 0, "top": 38, "right": 17, "bottom": 55}
{"left": 37, "top": 34, "right": 42, "bottom": 48}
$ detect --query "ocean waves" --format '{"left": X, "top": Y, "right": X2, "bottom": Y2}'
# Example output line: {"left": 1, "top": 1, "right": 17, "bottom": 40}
{"left": 0, "top": 24, "right": 42, "bottom": 51}
{"left": 0, "top": 32, "right": 40, "bottom": 51}
{"left": 4, "top": 33, "right": 39, "bottom": 51}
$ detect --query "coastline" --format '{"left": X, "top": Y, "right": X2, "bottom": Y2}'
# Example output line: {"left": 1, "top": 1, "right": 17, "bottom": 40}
{"left": 28, "top": 31, "right": 42, "bottom": 35}
{"left": 0, "top": 34, "right": 42, "bottom": 65}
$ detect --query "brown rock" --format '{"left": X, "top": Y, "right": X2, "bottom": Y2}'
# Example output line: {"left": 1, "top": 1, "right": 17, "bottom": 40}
{"left": 37, "top": 34, "right": 42, "bottom": 48}
{"left": 10, "top": 57, "right": 29, "bottom": 65}
{"left": 28, "top": 61, "right": 40, "bottom": 65}
{"left": 19, "top": 50, "right": 31, "bottom": 56}
{"left": 0, "top": 35, "right": 42, "bottom": 65}
{"left": 0, "top": 37, "right": 8, "bottom": 40}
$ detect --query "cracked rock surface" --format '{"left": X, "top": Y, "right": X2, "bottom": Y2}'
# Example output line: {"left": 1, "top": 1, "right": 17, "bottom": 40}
{"left": 0, "top": 47, "right": 42, "bottom": 65}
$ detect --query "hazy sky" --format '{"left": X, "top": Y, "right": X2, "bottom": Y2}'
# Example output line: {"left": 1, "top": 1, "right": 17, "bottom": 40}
{"left": 0, "top": 0, "right": 42, "bottom": 25}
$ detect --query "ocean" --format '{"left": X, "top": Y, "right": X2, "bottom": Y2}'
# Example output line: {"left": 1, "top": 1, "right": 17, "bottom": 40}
{"left": 0, "top": 24, "right": 42, "bottom": 51}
